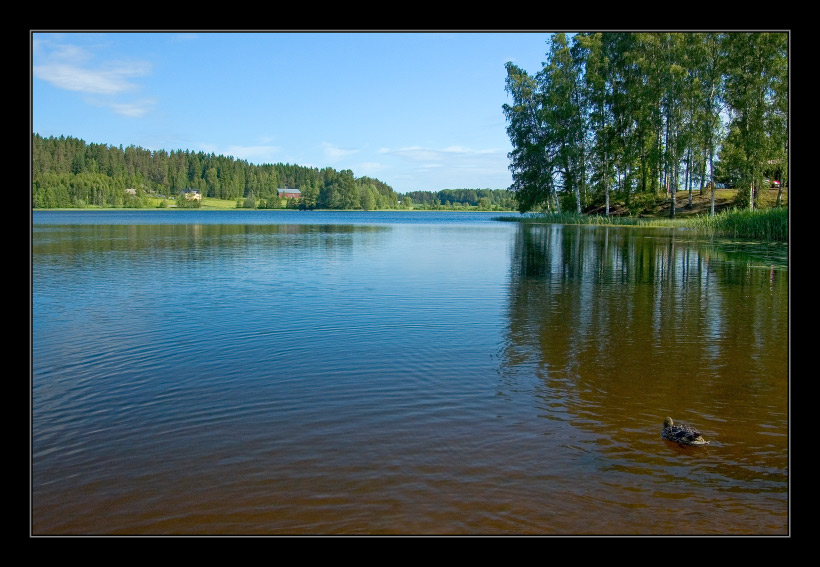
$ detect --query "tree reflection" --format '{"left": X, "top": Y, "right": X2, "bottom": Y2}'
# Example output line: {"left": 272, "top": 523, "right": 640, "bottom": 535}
{"left": 500, "top": 223, "right": 788, "bottom": 476}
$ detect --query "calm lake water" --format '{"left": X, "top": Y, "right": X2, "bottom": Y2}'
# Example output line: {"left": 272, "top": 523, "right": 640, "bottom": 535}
{"left": 31, "top": 210, "right": 789, "bottom": 535}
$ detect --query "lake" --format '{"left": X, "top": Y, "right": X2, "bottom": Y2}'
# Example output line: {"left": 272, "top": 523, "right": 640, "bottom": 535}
{"left": 31, "top": 210, "right": 789, "bottom": 535}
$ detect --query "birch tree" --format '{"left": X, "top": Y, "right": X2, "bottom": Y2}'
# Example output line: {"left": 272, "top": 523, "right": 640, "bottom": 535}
{"left": 722, "top": 32, "right": 788, "bottom": 210}
{"left": 504, "top": 61, "right": 557, "bottom": 212}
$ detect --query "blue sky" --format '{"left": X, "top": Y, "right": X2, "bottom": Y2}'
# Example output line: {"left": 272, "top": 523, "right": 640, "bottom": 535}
{"left": 31, "top": 31, "right": 553, "bottom": 194}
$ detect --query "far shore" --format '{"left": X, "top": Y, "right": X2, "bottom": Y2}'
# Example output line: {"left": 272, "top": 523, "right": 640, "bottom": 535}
{"left": 31, "top": 187, "right": 788, "bottom": 242}
{"left": 32, "top": 186, "right": 786, "bottom": 217}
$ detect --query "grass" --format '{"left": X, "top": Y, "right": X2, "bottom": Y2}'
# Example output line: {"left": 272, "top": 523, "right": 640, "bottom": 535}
{"left": 497, "top": 188, "right": 789, "bottom": 242}
{"left": 53, "top": 189, "right": 790, "bottom": 242}
{"left": 199, "top": 197, "right": 240, "bottom": 209}
{"left": 148, "top": 196, "right": 239, "bottom": 209}
{"left": 684, "top": 206, "right": 788, "bottom": 241}
{"left": 499, "top": 207, "right": 788, "bottom": 241}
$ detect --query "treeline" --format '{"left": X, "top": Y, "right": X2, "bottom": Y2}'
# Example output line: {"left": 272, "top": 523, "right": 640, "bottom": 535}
{"left": 504, "top": 32, "right": 788, "bottom": 216}
{"left": 401, "top": 188, "right": 515, "bottom": 210}
{"left": 31, "top": 133, "right": 401, "bottom": 210}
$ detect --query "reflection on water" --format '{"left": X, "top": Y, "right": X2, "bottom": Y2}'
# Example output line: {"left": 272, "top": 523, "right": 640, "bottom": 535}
{"left": 31, "top": 213, "right": 788, "bottom": 535}
{"left": 500, "top": 224, "right": 788, "bottom": 533}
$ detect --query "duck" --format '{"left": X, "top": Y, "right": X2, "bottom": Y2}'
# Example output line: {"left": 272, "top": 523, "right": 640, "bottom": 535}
{"left": 662, "top": 417, "right": 710, "bottom": 446}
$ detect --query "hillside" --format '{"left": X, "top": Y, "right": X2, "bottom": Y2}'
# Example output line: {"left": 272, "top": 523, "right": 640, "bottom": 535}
{"left": 588, "top": 187, "right": 788, "bottom": 218}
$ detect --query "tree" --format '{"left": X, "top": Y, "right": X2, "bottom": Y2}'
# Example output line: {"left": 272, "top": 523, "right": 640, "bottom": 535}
{"left": 31, "top": 133, "right": 400, "bottom": 210}
{"left": 359, "top": 183, "right": 377, "bottom": 211}
{"left": 539, "top": 33, "right": 586, "bottom": 214}
{"left": 242, "top": 192, "right": 257, "bottom": 209}
{"left": 505, "top": 33, "right": 779, "bottom": 217}
{"left": 205, "top": 166, "right": 220, "bottom": 198}
{"left": 689, "top": 33, "right": 725, "bottom": 216}
{"left": 722, "top": 32, "right": 788, "bottom": 210}
{"left": 575, "top": 32, "right": 614, "bottom": 214}
{"left": 319, "top": 169, "right": 358, "bottom": 209}
{"left": 503, "top": 61, "right": 557, "bottom": 212}
{"left": 653, "top": 32, "right": 690, "bottom": 218}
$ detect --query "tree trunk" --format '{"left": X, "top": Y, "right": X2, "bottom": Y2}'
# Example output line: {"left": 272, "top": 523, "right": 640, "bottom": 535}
{"left": 604, "top": 152, "right": 610, "bottom": 216}
{"left": 710, "top": 183, "right": 716, "bottom": 216}
{"left": 669, "top": 171, "right": 676, "bottom": 218}
{"left": 686, "top": 149, "right": 693, "bottom": 208}
{"left": 700, "top": 146, "right": 707, "bottom": 196}
{"left": 574, "top": 183, "right": 582, "bottom": 215}
{"left": 709, "top": 140, "right": 716, "bottom": 216}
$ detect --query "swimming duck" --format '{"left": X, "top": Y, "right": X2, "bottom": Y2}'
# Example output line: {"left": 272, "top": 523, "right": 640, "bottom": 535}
{"left": 662, "top": 417, "right": 710, "bottom": 446}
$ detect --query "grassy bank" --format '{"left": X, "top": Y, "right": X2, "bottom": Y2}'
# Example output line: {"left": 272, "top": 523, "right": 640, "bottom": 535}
{"left": 496, "top": 187, "right": 788, "bottom": 242}
{"left": 145, "top": 196, "right": 516, "bottom": 212}
{"left": 498, "top": 206, "right": 788, "bottom": 241}
{"left": 682, "top": 206, "right": 788, "bottom": 241}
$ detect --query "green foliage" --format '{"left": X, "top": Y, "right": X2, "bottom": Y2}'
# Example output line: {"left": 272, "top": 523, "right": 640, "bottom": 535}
{"left": 500, "top": 205, "right": 787, "bottom": 241}
{"left": 32, "top": 135, "right": 509, "bottom": 212}
{"left": 719, "top": 32, "right": 788, "bottom": 203}
{"left": 242, "top": 193, "right": 257, "bottom": 209}
{"left": 359, "top": 184, "right": 377, "bottom": 211}
{"left": 176, "top": 192, "right": 202, "bottom": 208}
{"left": 685, "top": 206, "right": 788, "bottom": 241}
{"left": 503, "top": 61, "right": 556, "bottom": 213}
{"left": 31, "top": 134, "right": 401, "bottom": 210}
{"left": 504, "top": 32, "right": 788, "bottom": 216}
{"left": 624, "top": 191, "right": 662, "bottom": 215}
{"left": 401, "top": 188, "right": 514, "bottom": 210}
{"left": 732, "top": 185, "right": 751, "bottom": 209}
{"left": 31, "top": 170, "right": 140, "bottom": 208}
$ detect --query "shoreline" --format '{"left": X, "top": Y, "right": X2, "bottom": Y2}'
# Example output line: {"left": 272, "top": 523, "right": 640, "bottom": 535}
{"left": 31, "top": 207, "right": 519, "bottom": 213}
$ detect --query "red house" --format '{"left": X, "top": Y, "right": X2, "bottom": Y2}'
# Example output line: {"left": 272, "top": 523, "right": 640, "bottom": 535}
{"left": 278, "top": 188, "right": 301, "bottom": 199}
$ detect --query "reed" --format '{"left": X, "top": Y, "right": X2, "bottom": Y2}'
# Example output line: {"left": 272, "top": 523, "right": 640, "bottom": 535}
{"left": 685, "top": 207, "right": 788, "bottom": 241}
{"left": 497, "top": 206, "right": 788, "bottom": 241}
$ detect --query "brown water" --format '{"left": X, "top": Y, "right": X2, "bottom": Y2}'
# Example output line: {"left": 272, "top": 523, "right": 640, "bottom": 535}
{"left": 31, "top": 211, "right": 789, "bottom": 535}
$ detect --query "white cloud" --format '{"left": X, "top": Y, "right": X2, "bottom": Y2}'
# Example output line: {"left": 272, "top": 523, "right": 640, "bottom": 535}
{"left": 106, "top": 99, "right": 156, "bottom": 118}
{"left": 321, "top": 142, "right": 359, "bottom": 162}
{"left": 376, "top": 143, "right": 512, "bottom": 192}
{"left": 33, "top": 60, "right": 150, "bottom": 96}
{"left": 388, "top": 146, "right": 445, "bottom": 162}
{"left": 383, "top": 144, "right": 505, "bottom": 166}
{"left": 33, "top": 38, "right": 153, "bottom": 116}
{"left": 357, "top": 161, "right": 388, "bottom": 176}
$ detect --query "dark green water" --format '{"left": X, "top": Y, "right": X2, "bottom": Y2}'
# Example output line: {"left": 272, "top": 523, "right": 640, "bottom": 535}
{"left": 31, "top": 211, "right": 789, "bottom": 535}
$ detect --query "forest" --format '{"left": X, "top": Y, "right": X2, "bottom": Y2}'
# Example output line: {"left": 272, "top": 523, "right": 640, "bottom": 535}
{"left": 401, "top": 188, "right": 515, "bottom": 210}
{"left": 504, "top": 32, "right": 788, "bottom": 216}
{"left": 31, "top": 133, "right": 515, "bottom": 211}
{"left": 31, "top": 133, "right": 403, "bottom": 210}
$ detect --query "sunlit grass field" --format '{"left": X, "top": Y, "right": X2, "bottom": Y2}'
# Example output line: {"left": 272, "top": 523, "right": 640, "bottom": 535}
{"left": 148, "top": 196, "right": 239, "bottom": 209}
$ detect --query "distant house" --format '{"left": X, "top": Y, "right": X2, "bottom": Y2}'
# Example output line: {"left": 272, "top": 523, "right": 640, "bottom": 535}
{"left": 278, "top": 188, "right": 301, "bottom": 199}
{"left": 183, "top": 188, "right": 202, "bottom": 201}
{"left": 124, "top": 187, "right": 137, "bottom": 197}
